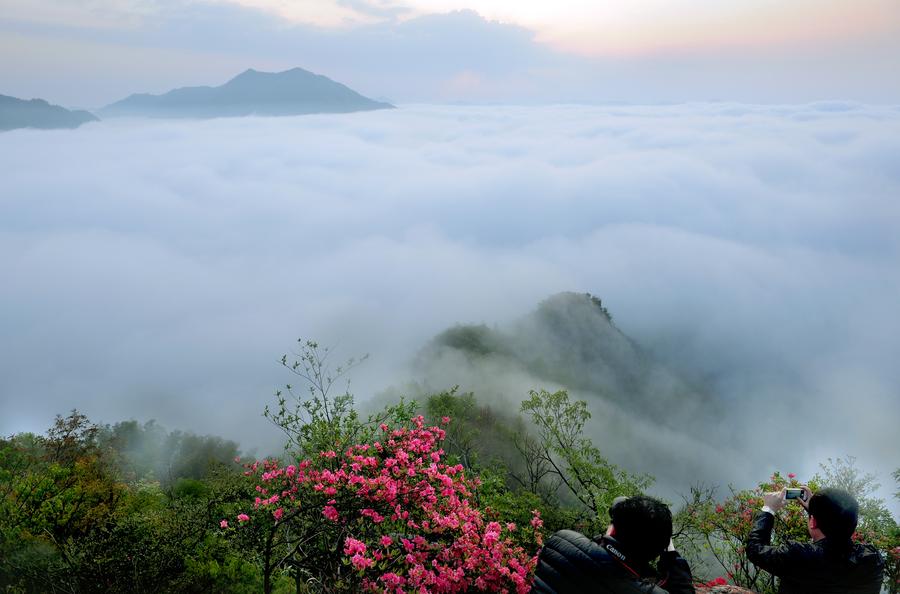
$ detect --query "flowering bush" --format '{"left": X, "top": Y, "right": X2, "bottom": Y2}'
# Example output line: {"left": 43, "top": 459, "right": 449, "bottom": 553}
{"left": 853, "top": 522, "right": 900, "bottom": 594}
{"left": 229, "top": 416, "right": 543, "bottom": 593}
{"left": 677, "top": 472, "right": 816, "bottom": 594}
{"left": 696, "top": 585, "right": 755, "bottom": 594}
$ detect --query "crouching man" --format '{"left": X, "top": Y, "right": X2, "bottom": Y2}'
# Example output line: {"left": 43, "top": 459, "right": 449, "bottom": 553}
{"left": 747, "top": 486, "right": 884, "bottom": 593}
{"left": 530, "top": 495, "right": 695, "bottom": 594}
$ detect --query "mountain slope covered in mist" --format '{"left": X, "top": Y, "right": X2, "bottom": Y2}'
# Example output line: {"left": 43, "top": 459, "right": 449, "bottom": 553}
{"left": 419, "top": 292, "right": 714, "bottom": 425}
{"left": 411, "top": 292, "right": 727, "bottom": 488}
{"left": 0, "top": 94, "right": 98, "bottom": 131}
{"left": 100, "top": 67, "right": 394, "bottom": 118}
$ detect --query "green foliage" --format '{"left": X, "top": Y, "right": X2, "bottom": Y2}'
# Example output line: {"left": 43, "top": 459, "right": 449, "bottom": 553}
{"left": 819, "top": 456, "right": 895, "bottom": 532}
{"left": 422, "top": 387, "right": 524, "bottom": 474}
{"left": 585, "top": 293, "right": 613, "bottom": 322}
{"left": 171, "top": 477, "right": 211, "bottom": 500}
{"left": 520, "top": 389, "right": 652, "bottom": 533}
{"left": 423, "top": 387, "right": 480, "bottom": 467}
{"left": 266, "top": 339, "right": 417, "bottom": 458}
{"left": 98, "top": 418, "right": 241, "bottom": 486}
{"left": 0, "top": 411, "right": 127, "bottom": 592}
{"left": 0, "top": 412, "right": 270, "bottom": 593}
{"left": 181, "top": 550, "right": 294, "bottom": 594}
{"left": 432, "top": 324, "right": 506, "bottom": 357}
{"left": 421, "top": 386, "right": 650, "bottom": 537}
{"left": 476, "top": 467, "right": 582, "bottom": 546}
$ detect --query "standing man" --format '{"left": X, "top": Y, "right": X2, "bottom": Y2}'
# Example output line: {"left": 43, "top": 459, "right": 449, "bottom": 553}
{"left": 530, "top": 495, "right": 695, "bottom": 593}
{"left": 747, "top": 486, "right": 884, "bottom": 593}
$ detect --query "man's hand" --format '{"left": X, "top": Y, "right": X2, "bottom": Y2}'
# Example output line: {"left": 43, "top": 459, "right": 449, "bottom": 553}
{"left": 797, "top": 485, "right": 813, "bottom": 511}
{"left": 763, "top": 489, "right": 786, "bottom": 512}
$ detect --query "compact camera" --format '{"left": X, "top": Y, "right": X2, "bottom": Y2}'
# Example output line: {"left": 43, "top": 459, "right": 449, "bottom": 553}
{"left": 785, "top": 488, "right": 807, "bottom": 501}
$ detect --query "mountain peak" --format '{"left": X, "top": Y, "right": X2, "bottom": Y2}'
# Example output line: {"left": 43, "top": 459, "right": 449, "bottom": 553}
{"left": 101, "top": 67, "right": 394, "bottom": 119}
{"left": 421, "top": 291, "right": 713, "bottom": 423}
{"left": 227, "top": 67, "right": 317, "bottom": 84}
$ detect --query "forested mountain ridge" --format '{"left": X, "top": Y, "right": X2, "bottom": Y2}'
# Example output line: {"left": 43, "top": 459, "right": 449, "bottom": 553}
{"left": 417, "top": 291, "right": 715, "bottom": 432}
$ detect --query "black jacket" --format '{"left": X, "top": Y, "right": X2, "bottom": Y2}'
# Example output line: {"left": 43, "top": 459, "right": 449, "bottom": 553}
{"left": 530, "top": 530, "right": 695, "bottom": 594}
{"left": 746, "top": 511, "right": 884, "bottom": 594}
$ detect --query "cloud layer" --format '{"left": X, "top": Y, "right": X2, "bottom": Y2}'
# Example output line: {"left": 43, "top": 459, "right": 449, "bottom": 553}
{"left": 1, "top": 103, "right": 899, "bottom": 502}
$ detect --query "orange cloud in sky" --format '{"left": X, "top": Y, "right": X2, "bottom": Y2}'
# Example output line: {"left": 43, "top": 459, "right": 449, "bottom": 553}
{"left": 216, "top": 0, "right": 900, "bottom": 57}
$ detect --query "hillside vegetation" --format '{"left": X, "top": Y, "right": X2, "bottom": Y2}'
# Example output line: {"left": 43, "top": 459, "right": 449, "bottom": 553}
{"left": 3, "top": 329, "right": 897, "bottom": 592}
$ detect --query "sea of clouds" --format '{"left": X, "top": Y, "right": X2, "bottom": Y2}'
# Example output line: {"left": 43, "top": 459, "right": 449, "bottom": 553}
{"left": 1, "top": 103, "right": 898, "bottom": 503}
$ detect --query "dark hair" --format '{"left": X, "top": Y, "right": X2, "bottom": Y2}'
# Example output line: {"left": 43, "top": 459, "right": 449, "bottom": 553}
{"left": 608, "top": 495, "right": 672, "bottom": 562}
{"left": 808, "top": 488, "right": 859, "bottom": 545}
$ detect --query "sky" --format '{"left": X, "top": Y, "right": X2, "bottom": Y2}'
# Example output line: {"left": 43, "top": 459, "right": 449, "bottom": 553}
{"left": 1, "top": 0, "right": 899, "bottom": 106}
{"left": 2, "top": 103, "right": 899, "bottom": 505}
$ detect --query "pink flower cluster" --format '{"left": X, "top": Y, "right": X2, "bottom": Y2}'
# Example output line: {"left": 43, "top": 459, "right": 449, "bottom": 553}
{"left": 232, "top": 416, "right": 542, "bottom": 593}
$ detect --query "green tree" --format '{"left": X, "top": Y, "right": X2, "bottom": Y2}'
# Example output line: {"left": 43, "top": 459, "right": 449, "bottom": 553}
{"left": 520, "top": 389, "right": 652, "bottom": 533}
{"left": 424, "top": 387, "right": 481, "bottom": 468}
{"left": 0, "top": 411, "right": 125, "bottom": 592}
{"left": 1, "top": 411, "right": 270, "bottom": 594}
{"left": 266, "top": 340, "right": 417, "bottom": 459}
{"left": 818, "top": 456, "right": 895, "bottom": 531}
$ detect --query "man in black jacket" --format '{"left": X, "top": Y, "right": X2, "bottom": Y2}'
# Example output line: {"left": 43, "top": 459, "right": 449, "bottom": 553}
{"left": 530, "top": 496, "right": 695, "bottom": 593}
{"left": 746, "top": 486, "right": 884, "bottom": 593}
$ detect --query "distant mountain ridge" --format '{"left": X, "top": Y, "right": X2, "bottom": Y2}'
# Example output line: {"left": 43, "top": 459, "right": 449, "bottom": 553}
{"left": 100, "top": 67, "right": 394, "bottom": 119}
{"left": 0, "top": 95, "right": 98, "bottom": 131}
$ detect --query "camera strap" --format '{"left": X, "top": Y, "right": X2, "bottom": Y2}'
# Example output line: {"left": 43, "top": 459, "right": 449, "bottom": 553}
{"left": 600, "top": 539, "right": 641, "bottom": 579}
{"left": 599, "top": 538, "right": 667, "bottom": 587}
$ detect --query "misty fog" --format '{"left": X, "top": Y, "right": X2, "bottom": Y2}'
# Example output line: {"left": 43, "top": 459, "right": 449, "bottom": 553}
{"left": 2, "top": 102, "right": 899, "bottom": 508}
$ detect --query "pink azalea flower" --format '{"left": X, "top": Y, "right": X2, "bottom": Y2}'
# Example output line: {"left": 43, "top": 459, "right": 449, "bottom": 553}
{"left": 323, "top": 505, "right": 339, "bottom": 521}
{"left": 343, "top": 537, "right": 367, "bottom": 556}
{"left": 234, "top": 418, "right": 542, "bottom": 592}
{"left": 351, "top": 553, "right": 373, "bottom": 570}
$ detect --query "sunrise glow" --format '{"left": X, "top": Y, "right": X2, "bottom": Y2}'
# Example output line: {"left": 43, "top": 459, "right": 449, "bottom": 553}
{"left": 219, "top": 0, "right": 900, "bottom": 56}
